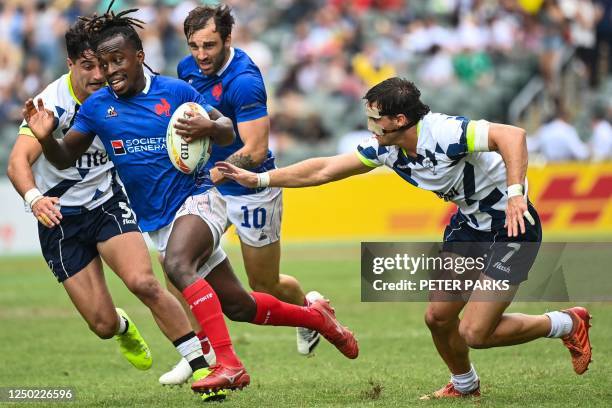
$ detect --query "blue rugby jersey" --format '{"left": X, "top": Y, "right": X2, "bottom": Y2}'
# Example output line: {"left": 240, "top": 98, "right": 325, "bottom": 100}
{"left": 71, "top": 73, "right": 214, "bottom": 232}
{"left": 177, "top": 47, "right": 274, "bottom": 196}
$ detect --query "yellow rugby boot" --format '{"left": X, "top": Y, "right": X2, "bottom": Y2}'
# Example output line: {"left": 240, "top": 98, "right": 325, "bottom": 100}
{"left": 114, "top": 308, "right": 153, "bottom": 370}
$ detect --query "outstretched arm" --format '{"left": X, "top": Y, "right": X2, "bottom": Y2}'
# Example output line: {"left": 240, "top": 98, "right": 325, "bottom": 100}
{"left": 216, "top": 152, "right": 373, "bottom": 189}
{"left": 23, "top": 98, "right": 94, "bottom": 169}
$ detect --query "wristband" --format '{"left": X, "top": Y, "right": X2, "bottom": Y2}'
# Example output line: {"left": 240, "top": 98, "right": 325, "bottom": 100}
{"left": 507, "top": 184, "right": 524, "bottom": 198}
{"left": 257, "top": 172, "right": 270, "bottom": 188}
{"left": 24, "top": 188, "right": 44, "bottom": 209}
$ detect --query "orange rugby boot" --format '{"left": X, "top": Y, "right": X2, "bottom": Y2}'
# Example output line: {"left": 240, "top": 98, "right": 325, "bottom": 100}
{"left": 561, "top": 307, "right": 592, "bottom": 374}
{"left": 419, "top": 381, "right": 481, "bottom": 400}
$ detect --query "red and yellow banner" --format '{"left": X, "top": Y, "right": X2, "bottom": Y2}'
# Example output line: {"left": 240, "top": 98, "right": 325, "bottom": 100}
{"left": 263, "top": 162, "right": 612, "bottom": 242}
{"left": 528, "top": 163, "right": 612, "bottom": 237}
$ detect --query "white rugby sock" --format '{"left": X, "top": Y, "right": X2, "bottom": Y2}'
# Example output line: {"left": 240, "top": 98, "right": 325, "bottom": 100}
{"left": 545, "top": 311, "right": 573, "bottom": 338}
{"left": 173, "top": 332, "right": 207, "bottom": 371}
{"left": 176, "top": 335, "right": 204, "bottom": 362}
{"left": 451, "top": 364, "right": 479, "bottom": 394}
{"left": 116, "top": 314, "right": 128, "bottom": 335}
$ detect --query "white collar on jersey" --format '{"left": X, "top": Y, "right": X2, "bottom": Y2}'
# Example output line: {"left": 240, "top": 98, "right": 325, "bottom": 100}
{"left": 208, "top": 47, "right": 235, "bottom": 77}
{"left": 142, "top": 71, "right": 152, "bottom": 94}
{"left": 109, "top": 68, "right": 152, "bottom": 98}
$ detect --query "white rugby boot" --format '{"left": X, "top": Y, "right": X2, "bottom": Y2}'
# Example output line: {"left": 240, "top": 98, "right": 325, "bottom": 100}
{"left": 159, "top": 337, "right": 216, "bottom": 386}
{"left": 296, "top": 291, "right": 324, "bottom": 355}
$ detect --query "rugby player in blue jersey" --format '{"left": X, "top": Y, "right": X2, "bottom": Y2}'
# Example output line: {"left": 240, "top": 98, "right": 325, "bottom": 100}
{"left": 8, "top": 18, "right": 214, "bottom": 382}
{"left": 218, "top": 77, "right": 593, "bottom": 399}
{"left": 23, "top": 2, "right": 358, "bottom": 396}
{"left": 160, "top": 4, "right": 323, "bottom": 384}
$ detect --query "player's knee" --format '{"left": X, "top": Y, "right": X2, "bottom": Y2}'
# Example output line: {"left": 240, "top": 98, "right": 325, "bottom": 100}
{"left": 458, "top": 323, "right": 490, "bottom": 349}
{"left": 424, "top": 307, "right": 456, "bottom": 331}
{"left": 221, "top": 294, "right": 256, "bottom": 322}
{"left": 163, "top": 256, "right": 197, "bottom": 290}
{"left": 126, "top": 275, "right": 163, "bottom": 304}
{"left": 89, "top": 317, "right": 117, "bottom": 339}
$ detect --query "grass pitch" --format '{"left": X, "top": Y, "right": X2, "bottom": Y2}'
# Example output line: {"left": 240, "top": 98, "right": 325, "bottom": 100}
{"left": 1, "top": 243, "right": 611, "bottom": 407}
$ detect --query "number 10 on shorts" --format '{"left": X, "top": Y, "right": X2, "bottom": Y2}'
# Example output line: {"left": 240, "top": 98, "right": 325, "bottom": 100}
{"left": 241, "top": 206, "right": 267, "bottom": 228}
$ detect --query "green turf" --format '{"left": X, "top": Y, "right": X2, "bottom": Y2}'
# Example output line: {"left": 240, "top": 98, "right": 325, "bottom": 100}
{"left": 0, "top": 244, "right": 611, "bottom": 407}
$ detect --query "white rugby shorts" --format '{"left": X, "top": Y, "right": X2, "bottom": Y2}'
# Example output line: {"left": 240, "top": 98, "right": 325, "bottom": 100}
{"left": 148, "top": 188, "right": 227, "bottom": 278}
{"left": 223, "top": 187, "right": 282, "bottom": 247}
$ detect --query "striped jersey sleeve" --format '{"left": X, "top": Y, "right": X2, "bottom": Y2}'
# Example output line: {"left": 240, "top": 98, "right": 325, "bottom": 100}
{"left": 432, "top": 115, "right": 489, "bottom": 159}
{"left": 355, "top": 136, "right": 385, "bottom": 168}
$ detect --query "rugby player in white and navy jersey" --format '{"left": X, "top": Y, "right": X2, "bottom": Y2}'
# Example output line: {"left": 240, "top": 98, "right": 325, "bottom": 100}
{"left": 217, "top": 77, "right": 593, "bottom": 399}
{"left": 7, "top": 19, "right": 211, "bottom": 379}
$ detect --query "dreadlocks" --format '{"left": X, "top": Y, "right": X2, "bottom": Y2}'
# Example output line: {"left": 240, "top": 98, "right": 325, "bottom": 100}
{"left": 79, "top": 0, "right": 158, "bottom": 75}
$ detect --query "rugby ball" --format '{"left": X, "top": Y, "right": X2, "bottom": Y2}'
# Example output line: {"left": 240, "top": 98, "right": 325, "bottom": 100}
{"left": 166, "top": 102, "right": 211, "bottom": 174}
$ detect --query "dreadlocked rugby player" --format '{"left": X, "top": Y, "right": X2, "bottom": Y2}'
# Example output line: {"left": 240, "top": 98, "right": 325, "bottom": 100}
{"left": 24, "top": 2, "right": 358, "bottom": 398}
{"left": 9, "top": 19, "right": 211, "bottom": 386}
{"left": 160, "top": 4, "right": 324, "bottom": 385}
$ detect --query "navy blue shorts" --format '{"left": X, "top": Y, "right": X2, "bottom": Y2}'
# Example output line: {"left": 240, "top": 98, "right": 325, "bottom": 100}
{"left": 38, "top": 192, "right": 140, "bottom": 283}
{"left": 442, "top": 203, "right": 542, "bottom": 285}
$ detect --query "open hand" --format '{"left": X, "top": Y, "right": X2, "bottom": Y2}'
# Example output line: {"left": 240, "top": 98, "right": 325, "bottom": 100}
{"left": 23, "top": 98, "right": 55, "bottom": 141}
{"left": 505, "top": 196, "right": 535, "bottom": 237}
{"left": 215, "top": 161, "right": 259, "bottom": 188}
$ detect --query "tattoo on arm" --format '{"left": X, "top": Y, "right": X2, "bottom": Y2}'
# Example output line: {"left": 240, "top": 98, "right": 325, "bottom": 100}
{"left": 225, "top": 153, "right": 256, "bottom": 170}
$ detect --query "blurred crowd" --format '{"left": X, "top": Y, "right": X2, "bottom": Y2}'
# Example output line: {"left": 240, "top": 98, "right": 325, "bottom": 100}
{"left": 528, "top": 98, "right": 612, "bottom": 162}
{"left": 1, "top": 0, "right": 611, "bottom": 165}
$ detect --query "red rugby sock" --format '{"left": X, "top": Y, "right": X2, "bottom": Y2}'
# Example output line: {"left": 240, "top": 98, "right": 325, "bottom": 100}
{"left": 182, "top": 278, "right": 241, "bottom": 367}
{"left": 250, "top": 292, "right": 324, "bottom": 329}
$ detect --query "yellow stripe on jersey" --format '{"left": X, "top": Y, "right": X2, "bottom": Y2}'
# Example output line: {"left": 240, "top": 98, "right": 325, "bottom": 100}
{"left": 67, "top": 70, "right": 82, "bottom": 105}
{"left": 19, "top": 126, "right": 36, "bottom": 138}
{"left": 466, "top": 120, "right": 477, "bottom": 153}
{"left": 355, "top": 150, "right": 380, "bottom": 168}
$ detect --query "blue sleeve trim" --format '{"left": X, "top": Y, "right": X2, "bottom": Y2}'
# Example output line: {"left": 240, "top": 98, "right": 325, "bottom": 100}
{"left": 236, "top": 105, "right": 268, "bottom": 123}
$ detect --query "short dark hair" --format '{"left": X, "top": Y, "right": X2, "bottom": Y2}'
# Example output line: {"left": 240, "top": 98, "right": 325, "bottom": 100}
{"left": 184, "top": 4, "right": 235, "bottom": 42}
{"left": 65, "top": 19, "right": 93, "bottom": 61}
{"left": 364, "top": 77, "right": 430, "bottom": 125}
